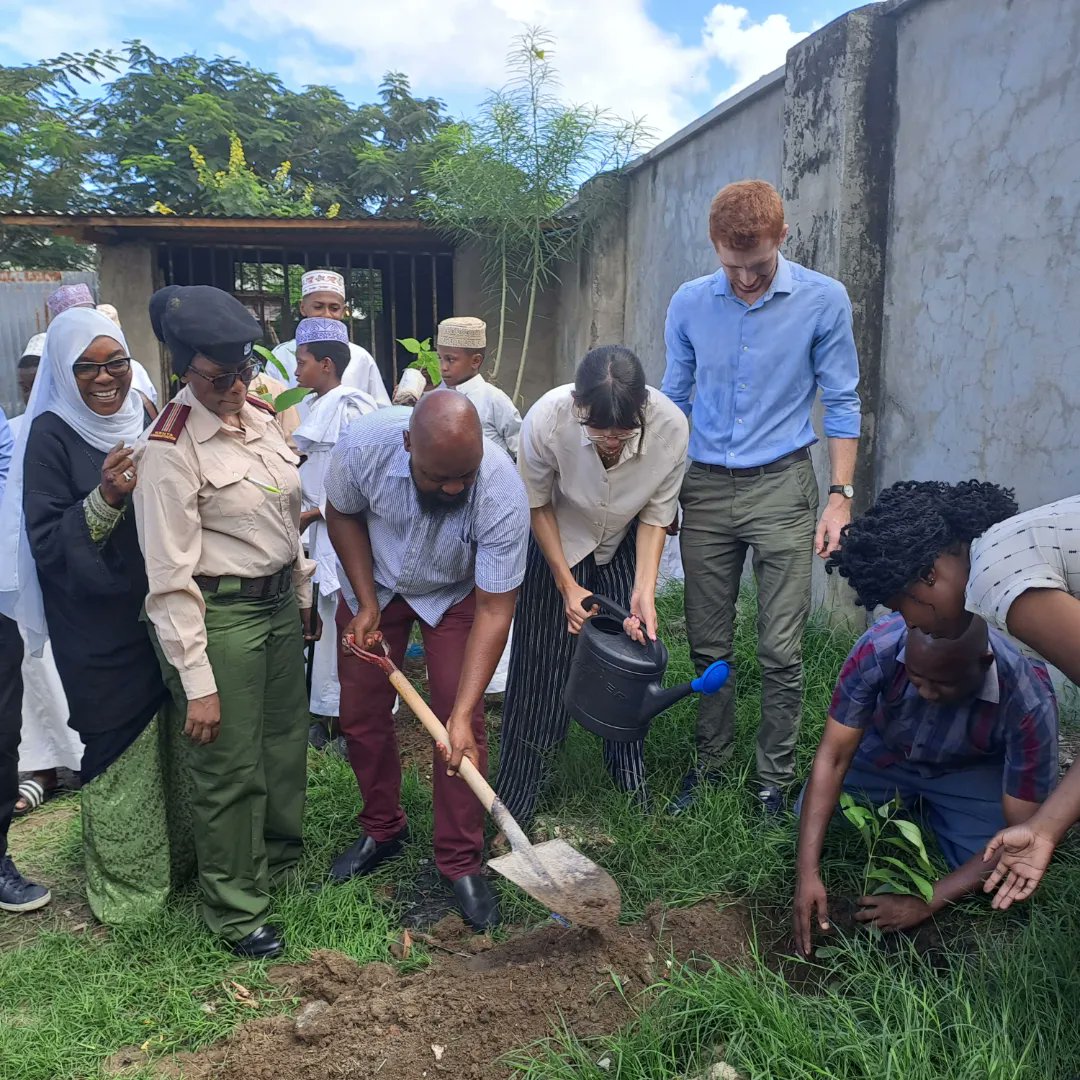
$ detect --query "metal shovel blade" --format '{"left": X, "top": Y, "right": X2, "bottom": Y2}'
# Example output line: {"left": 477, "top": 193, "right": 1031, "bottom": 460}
{"left": 488, "top": 839, "right": 622, "bottom": 930}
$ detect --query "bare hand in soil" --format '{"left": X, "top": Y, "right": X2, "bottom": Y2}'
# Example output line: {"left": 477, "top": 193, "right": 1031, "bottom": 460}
{"left": 186, "top": 693, "right": 222, "bottom": 745}
{"left": 854, "top": 893, "right": 933, "bottom": 932}
{"left": 983, "top": 823, "right": 1057, "bottom": 909}
{"left": 439, "top": 713, "right": 479, "bottom": 775}
{"left": 342, "top": 606, "right": 382, "bottom": 653}
{"left": 561, "top": 582, "right": 597, "bottom": 635}
{"left": 792, "top": 873, "right": 831, "bottom": 956}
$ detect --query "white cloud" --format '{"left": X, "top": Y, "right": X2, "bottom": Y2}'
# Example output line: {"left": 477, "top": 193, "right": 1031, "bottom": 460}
{"left": 702, "top": 4, "right": 811, "bottom": 100}
{"left": 218, "top": 0, "right": 710, "bottom": 140}
{"left": 0, "top": 7, "right": 113, "bottom": 59}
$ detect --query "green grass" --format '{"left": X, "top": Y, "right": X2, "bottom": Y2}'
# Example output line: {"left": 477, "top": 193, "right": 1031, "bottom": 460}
{"left": 2, "top": 585, "right": 1078, "bottom": 1079}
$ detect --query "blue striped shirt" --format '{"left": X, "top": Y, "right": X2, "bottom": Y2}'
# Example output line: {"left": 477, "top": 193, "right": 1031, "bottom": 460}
{"left": 324, "top": 406, "right": 530, "bottom": 624}
{"left": 661, "top": 253, "right": 862, "bottom": 467}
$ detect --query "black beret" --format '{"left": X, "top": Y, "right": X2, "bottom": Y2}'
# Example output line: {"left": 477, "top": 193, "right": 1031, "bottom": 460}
{"left": 149, "top": 285, "right": 261, "bottom": 377}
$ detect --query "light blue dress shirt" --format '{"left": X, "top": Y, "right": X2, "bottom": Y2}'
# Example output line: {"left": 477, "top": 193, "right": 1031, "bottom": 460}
{"left": 661, "top": 253, "right": 861, "bottom": 468}
{"left": 0, "top": 407, "right": 13, "bottom": 503}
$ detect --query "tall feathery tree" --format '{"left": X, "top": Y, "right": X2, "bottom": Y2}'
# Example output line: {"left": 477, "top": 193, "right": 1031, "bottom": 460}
{"left": 422, "top": 27, "right": 647, "bottom": 398}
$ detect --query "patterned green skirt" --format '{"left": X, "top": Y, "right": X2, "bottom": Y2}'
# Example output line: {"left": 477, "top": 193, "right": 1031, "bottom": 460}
{"left": 81, "top": 704, "right": 195, "bottom": 927}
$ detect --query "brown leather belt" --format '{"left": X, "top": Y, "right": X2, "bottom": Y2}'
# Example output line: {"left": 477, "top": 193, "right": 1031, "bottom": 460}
{"left": 692, "top": 446, "right": 811, "bottom": 478}
{"left": 193, "top": 566, "right": 292, "bottom": 600}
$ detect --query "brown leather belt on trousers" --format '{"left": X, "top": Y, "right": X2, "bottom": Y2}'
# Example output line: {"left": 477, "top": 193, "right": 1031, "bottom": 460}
{"left": 691, "top": 446, "right": 811, "bottom": 478}
{"left": 193, "top": 566, "right": 292, "bottom": 600}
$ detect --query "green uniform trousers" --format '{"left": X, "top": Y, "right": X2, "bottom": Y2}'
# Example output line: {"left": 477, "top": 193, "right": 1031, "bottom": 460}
{"left": 158, "top": 585, "right": 309, "bottom": 941}
{"left": 679, "top": 458, "right": 818, "bottom": 786}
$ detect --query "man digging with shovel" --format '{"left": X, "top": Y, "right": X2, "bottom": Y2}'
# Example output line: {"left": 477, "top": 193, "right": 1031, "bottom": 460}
{"left": 323, "top": 392, "right": 529, "bottom": 931}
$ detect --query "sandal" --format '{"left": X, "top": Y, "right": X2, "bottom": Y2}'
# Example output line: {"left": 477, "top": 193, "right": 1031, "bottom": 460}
{"left": 14, "top": 778, "right": 54, "bottom": 817}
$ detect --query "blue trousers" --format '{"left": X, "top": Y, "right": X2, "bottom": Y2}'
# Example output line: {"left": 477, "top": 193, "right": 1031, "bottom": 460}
{"left": 795, "top": 754, "right": 1006, "bottom": 870}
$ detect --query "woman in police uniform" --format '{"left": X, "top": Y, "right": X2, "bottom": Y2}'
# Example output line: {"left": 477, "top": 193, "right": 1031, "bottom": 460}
{"left": 134, "top": 285, "right": 314, "bottom": 958}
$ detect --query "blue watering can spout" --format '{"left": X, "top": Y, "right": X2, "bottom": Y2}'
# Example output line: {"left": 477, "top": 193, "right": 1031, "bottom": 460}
{"left": 691, "top": 659, "right": 731, "bottom": 695}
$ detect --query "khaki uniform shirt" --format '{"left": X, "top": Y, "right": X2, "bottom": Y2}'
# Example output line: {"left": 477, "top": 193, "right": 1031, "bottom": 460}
{"left": 519, "top": 384, "right": 689, "bottom": 567}
{"left": 250, "top": 371, "right": 301, "bottom": 438}
{"left": 133, "top": 384, "right": 315, "bottom": 700}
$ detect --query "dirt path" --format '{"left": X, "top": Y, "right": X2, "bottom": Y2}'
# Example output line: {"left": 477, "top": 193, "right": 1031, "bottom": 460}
{"left": 159, "top": 902, "right": 750, "bottom": 1080}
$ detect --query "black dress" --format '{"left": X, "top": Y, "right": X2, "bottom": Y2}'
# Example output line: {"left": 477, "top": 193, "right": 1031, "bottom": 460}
{"left": 22, "top": 410, "right": 166, "bottom": 782}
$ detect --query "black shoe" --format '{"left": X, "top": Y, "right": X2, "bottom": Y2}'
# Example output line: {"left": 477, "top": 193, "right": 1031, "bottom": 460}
{"left": 329, "top": 828, "right": 408, "bottom": 884}
{"left": 755, "top": 783, "right": 784, "bottom": 816}
{"left": 449, "top": 873, "right": 500, "bottom": 931}
{"left": 230, "top": 923, "right": 284, "bottom": 959}
{"left": 0, "top": 856, "right": 51, "bottom": 913}
{"left": 667, "top": 766, "right": 724, "bottom": 815}
{"left": 308, "top": 721, "right": 330, "bottom": 750}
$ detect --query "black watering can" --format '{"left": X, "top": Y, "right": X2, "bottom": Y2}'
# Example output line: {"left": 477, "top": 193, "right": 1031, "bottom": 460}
{"left": 563, "top": 594, "right": 731, "bottom": 743}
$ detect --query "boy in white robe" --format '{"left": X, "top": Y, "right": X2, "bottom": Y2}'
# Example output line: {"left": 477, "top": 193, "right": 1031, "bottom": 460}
{"left": 437, "top": 317, "right": 522, "bottom": 693}
{"left": 292, "top": 318, "right": 379, "bottom": 723}
{"left": 272, "top": 270, "right": 390, "bottom": 411}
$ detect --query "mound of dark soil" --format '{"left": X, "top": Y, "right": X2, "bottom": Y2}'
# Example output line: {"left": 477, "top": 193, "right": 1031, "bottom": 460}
{"left": 159, "top": 901, "right": 749, "bottom": 1080}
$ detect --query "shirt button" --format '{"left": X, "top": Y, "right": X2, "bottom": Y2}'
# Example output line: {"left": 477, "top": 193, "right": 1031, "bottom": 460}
{"left": 742, "top": 345, "right": 748, "bottom": 351}
{"left": 740, "top": 383, "right": 747, "bottom": 389}
{"left": 736, "top": 418, "right": 743, "bottom": 424}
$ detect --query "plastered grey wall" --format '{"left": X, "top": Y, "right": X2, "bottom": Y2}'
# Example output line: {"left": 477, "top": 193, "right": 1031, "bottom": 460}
{"left": 621, "top": 84, "right": 786, "bottom": 385}
{"left": 99, "top": 242, "right": 165, "bottom": 397}
{"left": 877, "top": 0, "right": 1080, "bottom": 509}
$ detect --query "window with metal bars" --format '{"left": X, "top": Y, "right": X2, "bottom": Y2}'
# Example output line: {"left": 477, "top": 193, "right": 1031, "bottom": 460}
{"left": 157, "top": 243, "right": 455, "bottom": 388}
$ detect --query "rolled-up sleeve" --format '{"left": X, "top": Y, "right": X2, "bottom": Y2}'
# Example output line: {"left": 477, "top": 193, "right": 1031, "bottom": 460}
{"left": 639, "top": 417, "right": 689, "bottom": 528}
{"left": 661, "top": 291, "right": 696, "bottom": 417}
{"left": 474, "top": 462, "right": 530, "bottom": 595}
{"left": 517, "top": 406, "right": 556, "bottom": 509}
{"left": 133, "top": 444, "right": 216, "bottom": 700}
{"left": 813, "top": 282, "right": 862, "bottom": 439}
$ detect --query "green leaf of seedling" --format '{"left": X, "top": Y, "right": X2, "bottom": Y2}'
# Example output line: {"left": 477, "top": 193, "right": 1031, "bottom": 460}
{"left": 865, "top": 868, "right": 905, "bottom": 889}
{"left": 814, "top": 945, "right": 847, "bottom": 959}
{"left": 397, "top": 336, "right": 423, "bottom": 354}
{"left": 255, "top": 391, "right": 274, "bottom": 405}
{"left": 872, "top": 883, "right": 901, "bottom": 895}
{"left": 253, "top": 344, "right": 290, "bottom": 382}
{"left": 877, "top": 802, "right": 893, "bottom": 819}
{"left": 273, "top": 387, "right": 313, "bottom": 412}
{"left": 878, "top": 858, "right": 936, "bottom": 903}
{"left": 891, "top": 819, "right": 932, "bottom": 866}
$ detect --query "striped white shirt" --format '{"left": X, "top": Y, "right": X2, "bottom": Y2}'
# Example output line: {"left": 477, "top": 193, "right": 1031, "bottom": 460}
{"left": 324, "top": 406, "right": 530, "bottom": 624}
{"left": 966, "top": 495, "right": 1080, "bottom": 632}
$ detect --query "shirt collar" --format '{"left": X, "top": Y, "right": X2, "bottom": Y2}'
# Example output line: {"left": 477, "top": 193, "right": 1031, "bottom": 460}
{"left": 183, "top": 384, "right": 271, "bottom": 445}
{"left": 455, "top": 374, "right": 485, "bottom": 394}
{"left": 389, "top": 441, "right": 413, "bottom": 478}
{"left": 896, "top": 645, "right": 1001, "bottom": 705}
{"left": 710, "top": 251, "right": 794, "bottom": 304}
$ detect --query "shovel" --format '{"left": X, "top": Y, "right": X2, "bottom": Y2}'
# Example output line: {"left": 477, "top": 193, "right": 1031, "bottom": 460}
{"left": 342, "top": 635, "right": 622, "bottom": 930}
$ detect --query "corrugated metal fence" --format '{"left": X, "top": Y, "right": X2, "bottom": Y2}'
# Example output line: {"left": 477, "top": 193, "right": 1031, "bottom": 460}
{"left": 0, "top": 270, "right": 99, "bottom": 419}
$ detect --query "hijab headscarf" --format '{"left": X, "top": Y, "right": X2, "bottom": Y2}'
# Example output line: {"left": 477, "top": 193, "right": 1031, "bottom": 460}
{"left": 0, "top": 308, "right": 145, "bottom": 652}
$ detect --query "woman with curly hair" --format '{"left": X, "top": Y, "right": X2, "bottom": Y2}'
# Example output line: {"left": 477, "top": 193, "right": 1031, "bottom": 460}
{"left": 827, "top": 482, "right": 1080, "bottom": 910}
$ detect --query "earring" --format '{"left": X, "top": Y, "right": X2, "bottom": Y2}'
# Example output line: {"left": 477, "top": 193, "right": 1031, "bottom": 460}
{"left": 926, "top": 571, "right": 936, "bottom": 586}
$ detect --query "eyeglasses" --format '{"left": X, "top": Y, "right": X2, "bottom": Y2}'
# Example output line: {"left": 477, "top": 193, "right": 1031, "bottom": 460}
{"left": 187, "top": 363, "right": 257, "bottom": 392}
{"left": 72, "top": 357, "right": 133, "bottom": 382}
{"left": 584, "top": 428, "right": 638, "bottom": 445}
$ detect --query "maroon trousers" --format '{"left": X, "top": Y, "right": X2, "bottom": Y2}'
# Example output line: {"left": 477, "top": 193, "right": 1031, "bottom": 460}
{"left": 336, "top": 593, "right": 487, "bottom": 880}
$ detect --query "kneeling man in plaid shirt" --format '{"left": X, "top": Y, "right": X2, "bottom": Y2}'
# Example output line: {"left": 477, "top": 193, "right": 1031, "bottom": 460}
{"left": 793, "top": 611, "right": 1058, "bottom": 954}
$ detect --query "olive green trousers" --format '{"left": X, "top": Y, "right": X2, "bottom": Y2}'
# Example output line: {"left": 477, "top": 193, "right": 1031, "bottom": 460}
{"left": 158, "top": 586, "right": 309, "bottom": 941}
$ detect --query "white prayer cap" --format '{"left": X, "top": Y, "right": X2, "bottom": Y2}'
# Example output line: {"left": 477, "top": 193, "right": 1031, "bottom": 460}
{"left": 437, "top": 317, "right": 486, "bottom": 350}
{"left": 301, "top": 270, "right": 346, "bottom": 298}
{"left": 47, "top": 283, "right": 95, "bottom": 317}
{"left": 96, "top": 303, "right": 122, "bottom": 328}
{"left": 21, "top": 333, "right": 46, "bottom": 359}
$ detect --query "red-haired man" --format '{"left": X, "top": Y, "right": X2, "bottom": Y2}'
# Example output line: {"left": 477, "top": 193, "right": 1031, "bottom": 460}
{"left": 663, "top": 179, "right": 861, "bottom": 815}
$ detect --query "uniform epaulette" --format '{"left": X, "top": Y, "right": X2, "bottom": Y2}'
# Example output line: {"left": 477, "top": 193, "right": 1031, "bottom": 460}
{"left": 147, "top": 402, "right": 192, "bottom": 444}
{"left": 246, "top": 394, "right": 277, "bottom": 416}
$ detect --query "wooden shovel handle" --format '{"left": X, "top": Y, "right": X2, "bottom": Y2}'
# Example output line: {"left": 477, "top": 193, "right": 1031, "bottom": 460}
{"left": 388, "top": 670, "right": 496, "bottom": 813}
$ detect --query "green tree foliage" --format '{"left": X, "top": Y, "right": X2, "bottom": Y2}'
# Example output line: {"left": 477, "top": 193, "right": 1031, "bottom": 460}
{"left": 0, "top": 49, "right": 119, "bottom": 268}
{"left": 92, "top": 44, "right": 451, "bottom": 217}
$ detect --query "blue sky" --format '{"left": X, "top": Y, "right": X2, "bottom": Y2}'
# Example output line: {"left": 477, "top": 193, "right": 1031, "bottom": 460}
{"left": 0, "top": 1, "right": 857, "bottom": 141}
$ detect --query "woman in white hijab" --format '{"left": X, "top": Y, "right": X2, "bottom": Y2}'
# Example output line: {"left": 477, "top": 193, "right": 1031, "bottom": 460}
{"left": 0, "top": 308, "right": 193, "bottom": 926}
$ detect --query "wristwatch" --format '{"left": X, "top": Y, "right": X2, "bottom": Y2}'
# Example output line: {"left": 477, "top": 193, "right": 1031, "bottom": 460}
{"left": 829, "top": 484, "right": 854, "bottom": 499}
